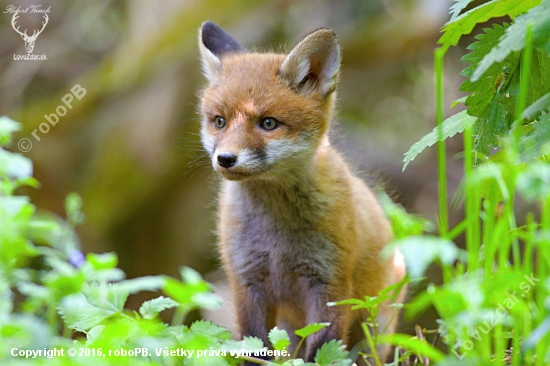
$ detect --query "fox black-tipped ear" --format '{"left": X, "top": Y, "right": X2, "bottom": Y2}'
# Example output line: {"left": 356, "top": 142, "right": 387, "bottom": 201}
{"left": 199, "top": 22, "right": 244, "bottom": 83}
{"left": 279, "top": 29, "right": 340, "bottom": 98}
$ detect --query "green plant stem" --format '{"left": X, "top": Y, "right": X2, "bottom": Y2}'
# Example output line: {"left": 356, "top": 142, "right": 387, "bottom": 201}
{"left": 292, "top": 337, "right": 306, "bottom": 360}
{"left": 362, "top": 322, "right": 383, "bottom": 366}
{"left": 435, "top": 48, "right": 449, "bottom": 237}
{"left": 240, "top": 355, "right": 271, "bottom": 365}
{"left": 494, "top": 322, "right": 504, "bottom": 366}
{"left": 171, "top": 305, "right": 187, "bottom": 326}
{"left": 512, "top": 23, "right": 533, "bottom": 150}
{"left": 464, "top": 124, "right": 481, "bottom": 271}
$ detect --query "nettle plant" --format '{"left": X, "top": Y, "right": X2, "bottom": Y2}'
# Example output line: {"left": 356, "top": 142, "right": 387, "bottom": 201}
{"left": 3, "top": 0, "right": 550, "bottom": 365}
{"left": 0, "top": 116, "right": 358, "bottom": 365}
{"left": 395, "top": 0, "right": 550, "bottom": 365}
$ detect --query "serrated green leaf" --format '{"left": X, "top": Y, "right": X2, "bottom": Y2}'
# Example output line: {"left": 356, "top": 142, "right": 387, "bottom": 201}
{"left": 519, "top": 114, "right": 550, "bottom": 161}
{"left": 403, "top": 110, "right": 476, "bottom": 171}
{"left": 44, "top": 272, "right": 85, "bottom": 301}
{"left": 439, "top": 0, "right": 540, "bottom": 50}
{"left": 472, "top": 1, "right": 550, "bottom": 81}
{"left": 85, "top": 324, "right": 105, "bottom": 346}
{"left": 459, "top": 23, "right": 517, "bottom": 155}
{"left": 459, "top": 21, "right": 550, "bottom": 156}
{"left": 450, "top": 0, "right": 473, "bottom": 22}
{"left": 139, "top": 296, "right": 179, "bottom": 319}
{"left": 163, "top": 271, "right": 221, "bottom": 312}
{"left": 522, "top": 92, "right": 550, "bottom": 120}
{"left": 222, "top": 336, "right": 265, "bottom": 352}
{"left": 269, "top": 326, "right": 291, "bottom": 351}
{"left": 57, "top": 283, "right": 128, "bottom": 331}
{"left": 378, "top": 333, "right": 445, "bottom": 362}
{"left": 314, "top": 339, "right": 351, "bottom": 366}
{"left": 391, "top": 236, "right": 467, "bottom": 279}
{"left": 190, "top": 319, "right": 232, "bottom": 341}
{"left": 295, "top": 323, "right": 330, "bottom": 339}
{"left": 241, "top": 336, "right": 265, "bottom": 350}
{"left": 118, "top": 275, "right": 166, "bottom": 294}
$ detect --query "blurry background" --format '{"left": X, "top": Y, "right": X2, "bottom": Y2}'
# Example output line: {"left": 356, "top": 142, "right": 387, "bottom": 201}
{"left": 1, "top": 0, "right": 474, "bottom": 337}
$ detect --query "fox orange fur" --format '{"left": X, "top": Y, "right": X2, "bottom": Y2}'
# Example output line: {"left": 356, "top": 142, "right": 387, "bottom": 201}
{"left": 198, "top": 22, "right": 406, "bottom": 364}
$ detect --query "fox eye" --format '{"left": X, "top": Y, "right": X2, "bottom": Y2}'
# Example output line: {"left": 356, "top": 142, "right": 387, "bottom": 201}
{"left": 214, "top": 116, "right": 226, "bottom": 129}
{"left": 260, "top": 117, "right": 279, "bottom": 131}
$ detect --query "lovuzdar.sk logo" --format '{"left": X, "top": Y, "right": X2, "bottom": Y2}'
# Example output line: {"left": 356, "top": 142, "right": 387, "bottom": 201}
{"left": 5, "top": 4, "right": 49, "bottom": 60}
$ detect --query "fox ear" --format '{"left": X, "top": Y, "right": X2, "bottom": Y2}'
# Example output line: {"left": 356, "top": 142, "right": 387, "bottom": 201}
{"left": 279, "top": 29, "right": 340, "bottom": 98}
{"left": 199, "top": 22, "right": 244, "bottom": 83}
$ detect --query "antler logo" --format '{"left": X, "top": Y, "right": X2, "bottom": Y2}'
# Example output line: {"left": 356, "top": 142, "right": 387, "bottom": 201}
{"left": 11, "top": 12, "right": 48, "bottom": 54}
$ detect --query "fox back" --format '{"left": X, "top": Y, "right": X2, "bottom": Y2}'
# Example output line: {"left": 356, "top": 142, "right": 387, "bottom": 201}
{"left": 198, "top": 22, "right": 406, "bottom": 365}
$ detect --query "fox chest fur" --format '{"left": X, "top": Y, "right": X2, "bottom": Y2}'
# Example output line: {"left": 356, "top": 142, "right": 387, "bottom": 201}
{"left": 219, "top": 177, "right": 338, "bottom": 303}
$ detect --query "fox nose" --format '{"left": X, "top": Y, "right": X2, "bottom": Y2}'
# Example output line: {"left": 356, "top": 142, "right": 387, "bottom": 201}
{"left": 217, "top": 153, "right": 237, "bottom": 168}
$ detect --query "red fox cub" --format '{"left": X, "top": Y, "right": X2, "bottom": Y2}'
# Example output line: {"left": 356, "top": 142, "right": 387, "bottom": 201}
{"left": 198, "top": 22, "right": 406, "bottom": 364}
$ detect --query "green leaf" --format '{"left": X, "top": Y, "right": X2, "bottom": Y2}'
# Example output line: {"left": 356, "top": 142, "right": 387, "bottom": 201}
{"left": 282, "top": 360, "right": 306, "bottom": 366}
{"left": 269, "top": 326, "right": 291, "bottom": 351}
{"left": 524, "top": 316, "right": 550, "bottom": 350}
{"left": 517, "top": 161, "right": 550, "bottom": 201}
{"left": 518, "top": 114, "right": 550, "bottom": 161}
{"left": 118, "top": 275, "right": 166, "bottom": 294}
{"left": 0, "top": 116, "right": 21, "bottom": 147}
{"left": 85, "top": 324, "right": 105, "bottom": 346}
{"left": 295, "top": 323, "right": 330, "bottom": 339}
{"left": 459, "top": 23, "right": 518, "bottom": 156}
{"left": 391, "top": 236, "right": 467, "bottom": 279}
{"left": 180, "top": 266, "right": 203, "bottom": 284}
{"left": 314, "top": 339, "right": 351, "bottom": 366}
{"left": 522, "top": 91, "right": 550, "bottom": 120}
{"left": 57, "top": 283, "right": 128, "bottom": 331}
{"left": 450, "top": 0, "right": 473, "bottom": 22}
{"left": 65, "top": 192, "right": 85, "bottom": 226}
{"left": 86, "top": 252, "right": 118, "bottom": 270}
{"left": 403, "top": 110, "right": 476, "bottom": 171}
{"left": 139, "top": 296, "right": 179, "bottom": 319}
{"left": 439, "top": 0, "right": 540, "bottom": 50}
{"left": 0, "top": 273, "right": 13, "bottom": 316}
{"left": 472, "top": 1, "right": 550, "bottom": 81}
{"left": 451, "top": 96, "right": 468, "bottom": 108}
{"left": 190, "top": 319, "right": 232, "bottom": 341}
{"left": 378, "top": 333, "right": 445, "bottom": 362}
{"left": 43, "top": 272, "right": 85, "bottom": 301}
{"left": 459, "top": 22, "right": 550, "bottom": 156}
{"left": 378, "top": 189, "right": 434, "bottom": 238}
{"left": 222, "top": 336, "right": 265, "bottom": 352}
{"left": 0, "top": 149, "right": 33, "bottom": 179}
{"left": 163, "top": 270, "right": 221, "bottom": 311}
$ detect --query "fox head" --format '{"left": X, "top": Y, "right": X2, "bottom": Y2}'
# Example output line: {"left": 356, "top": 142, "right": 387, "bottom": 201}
{"left": 198, "top": 22, "right": 340, "bottom": 182}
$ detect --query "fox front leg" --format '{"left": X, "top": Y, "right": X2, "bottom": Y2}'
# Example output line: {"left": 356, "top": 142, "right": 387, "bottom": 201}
{"left": 233, "top": 283, "right": 276, "bottom": 365}
{"left": 303, "top": 283, "right": 351, "bottom": 363}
